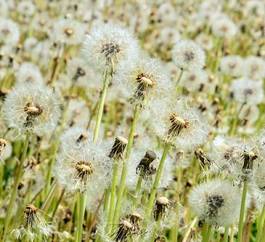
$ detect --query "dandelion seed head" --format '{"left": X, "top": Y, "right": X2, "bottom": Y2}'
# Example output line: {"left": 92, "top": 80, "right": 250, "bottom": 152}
{"left": 114, "top": 56, "right": 172, "bottom": 107}
{"left": 243, "top": 56, "right": 265, "bottom": 80}
{"left": 231, "top": 78, "right": 264, "bottom": 105}
{"left": 17, "top": 0, "right": 36, "bottom": 19}
{"left": 211, "top": 16, "right": 237, "bottom": 38}
{"left": 0, "top": 18, "right": 20, "bottom": 46}
{"left": 54, "top": 141, "right": 111, "bottom": 193}
{"left": 188, "top": 179, "right": 241, "bottom": 226}
{"left": 81, "top": 23, "right": 139, "bottom": 70}
{"left": 172, "top": 40, "right": 205, "bottom": 71}
{"left": 51, "top": 18, "right": 85, "bottom": 45}
{"left": 2, "top": 83, "right": 61, "bottom": 136}
{"left": 220, "top": 55, "right": 244, "bottom": 77}
{"left": 180, "top": 69, "right": 208, "bottom": 92}
{"left": 15, "top": 62, "right": 44, "bottom": 85}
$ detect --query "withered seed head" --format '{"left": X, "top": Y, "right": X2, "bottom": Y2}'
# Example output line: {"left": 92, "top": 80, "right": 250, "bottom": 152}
{"left": 168, "top": 113, "right": 189, "bottom": 137}
{"left": 114, "top": 219, "right": 133, "bottom": 242}
{"left": 194, "top": 148, "right": 212, "bottom": 168}
{"left": 133, "top": 73, "right": 155, "bottom": 101}
{"left": 24, "top": 204, "right": 38, "bottom": 228}
{"left": 64, "top": 28, "right": 74, "bottom": 36}
{"left": 242, "top": 150, "right": 257, "bottom": 175}
{"left": 206, "top": 195, "right": 224, "bottom": 219}
{"left": 154, "top": 196, "right": 170, "bottom": 221}
{"left": 76, "top": 133, "right": 88, "bottom": 143}
{"left": 127, "top": 212, "right": 143, "bottom": 223}
{"left": 156, "top": 196, "right": 169, "bottom": 206}
{"left": 24, "top": 102, "right": 43, "bottom": 116}
{"left": 75, "top": 160, "right": 94, "bottom": 182}
{"left": 136, "top": 150, "right": 157, "bottom": 179}
{"left": 101, "top": 42, "right": 120, "bottom": 61}
{"left": 0, "top": 138, "right": 7, "bottom": 152}
{"left": 73, "top": 67, "right": 86, "bottom": 80}
{"left": 154, "top": 236, "right": 166, "bottom": 242}
{"left": 109, "top": 136, "right": 128, "bottom": 160}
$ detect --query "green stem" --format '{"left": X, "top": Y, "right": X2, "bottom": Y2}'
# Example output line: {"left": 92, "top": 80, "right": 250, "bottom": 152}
{"left": 257, "top": 206, "right": 265, "bottom": 242}
{"left": 125, "top": 104, "right": 140, "bottom": 159}
{"left": 145, "top": 142, "right": 171, "bottom": 219}
{"left": 229, "top": 102, "right": 245, "bottom": 136}
{"left": 112, "top": 159, "right": 127, "bottom": 231}
{"left": 133, "top": 176, "right": 142, "bottom": 206}
{"left": 52, "top": 188, "right": 65, "bottom": 218}
{"left": 93, "top": 65, "right": 112, "bottom": 142}
{"left": 2, "top": 135, "right": 29, "bottom": 240}
{"left": 107, "top": 161, "right": 119, "bottom": 231}
{"left": 202, "top": 224, "right": 212, "bottom": 242}
{"left": 75, "top": 192, "right": 87, "bottom": 242}
{"left": 223, "top": 227, "right": 229, "bottom": 242}
{"left": 176, "top": 69, "right": 184, "bottom": 85}
{"left": 182, "top": 217, "right": 197, "bottom": 242}
{"left": 112, "top": 104, "right": 140, "bottom": 229}
{"left": 41, "top": 181, "right": 57, "bottom": 211}
{"left": 238, "top": 181, "right": 248, "bottom": 242}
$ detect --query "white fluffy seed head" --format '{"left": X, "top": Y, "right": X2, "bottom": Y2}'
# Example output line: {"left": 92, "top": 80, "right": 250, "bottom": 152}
{"left": 172, "top": 40, "right": 205, "bottom": 71}
{"left": 0, "top": 18, "right": 20, "bottom": 46}
{"left": 148, "top": 98, "right": 209, "bottom": 150}
{"left": 188, "top": 179, "right": 241, "bottom": 226}
{"left": 54, "top": 142, "right": 111, "bottom": 193}
{"left": 231, "top": 78, "right": 264, "bottom": 105}
{"left": 15, "top": 62, "right": 44, "bottom": 85}
{"left": 50, "top": 18, "right": 86, "bottom": 45}
{"left": 81, "top": 23, "right": 139, "bottom": 70}
{"left": 180, "top": 69, "right": 208, "bottom": 92}
{"left": 60, "top": 127, "right": 91, "bottom": 153}
{"left": 211, "top": 16, "right": 237, "bottom": 38}
{"left": 114, "top": 56, "right": 172, "bottom": 107}
{"left": 243, "top": 56, "right": 265, "bottom": 81}
{"left": 2, "top": 83, "right": 61, "bottom": 136}
{"left": 220, "top": 55, "right": 244, "bottom": 77}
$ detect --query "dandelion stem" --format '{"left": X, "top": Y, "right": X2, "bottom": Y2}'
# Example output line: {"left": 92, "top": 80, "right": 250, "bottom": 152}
{"left": 107, "top": 160, "right": 119, "bottom": 231}
{"left": 2, "top": 135, "right": 29, "bottom": 241}
{"left": 145, "top": 142, "right": 171, "bottom": 219}
{"left": 176, "top": 68, "right": 184, "bottom": 85}
{"left": 257, "top": 206, "right": 265, "bottom": 242}
{"left": 238, "top": 181, "right": 248, "bottom": 242}
{"left": 111, "top": 103, "right": 140, "bottom": 229}
{"left": 41, "top": 181, "right": 57, "bottom": 211}
{"left": 52, "top": 188, "right": 65, "bottom": 218}
{"left": 182, "top": 217, "right": 197, "bottom": 242}
{"left": 75, "top": 191, "right": 87, "bottom": 242}
{"left": 230, "top": 226, "right": 234, "bottom": 242}
{"left": 223, "top": 227, "right": 229, "bottom": 242}
{"left": 133, "top": 176, "right": 143, "bottom": 206}
{"left": 125, "top": 104, "right": 140, "bottom": 159}
{"left": 202, "top": 224, "right": 212, "bottom": 242}
{"left": 93, "top": 64, "right": 113, "bottom": 142}
{"left": 112, "top": 159, "right": 128, "bottom": 230}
